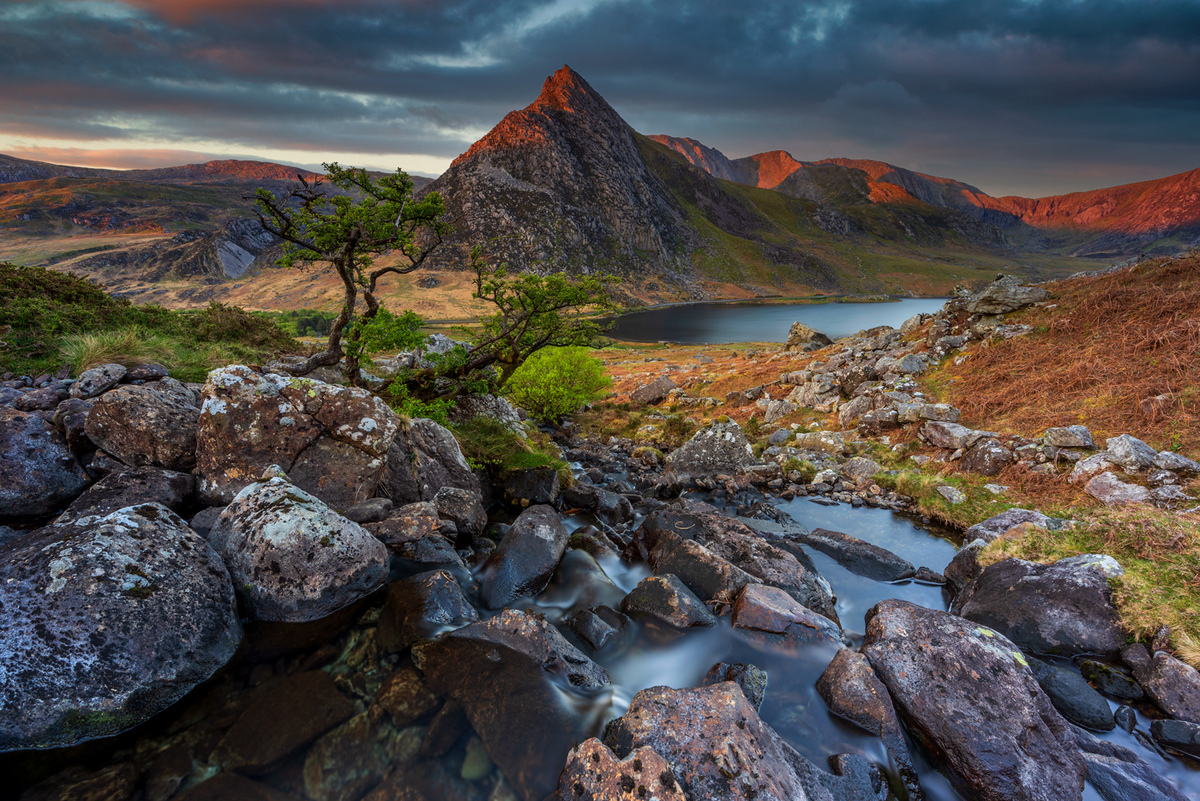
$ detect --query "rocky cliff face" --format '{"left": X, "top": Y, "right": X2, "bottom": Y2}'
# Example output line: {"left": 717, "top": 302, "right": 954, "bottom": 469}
{"left": 424, "top": 66, "right": 695, "bottom": 277}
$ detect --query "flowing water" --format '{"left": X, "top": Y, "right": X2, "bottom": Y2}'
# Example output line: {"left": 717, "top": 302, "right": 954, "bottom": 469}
{"left": 603, "top": 298, "right": 949, "bottom": 344}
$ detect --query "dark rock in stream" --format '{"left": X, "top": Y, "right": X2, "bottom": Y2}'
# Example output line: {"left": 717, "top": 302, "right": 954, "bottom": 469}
{"left": 1076, "top": 728, "right": 1189, "bottom": 801}
{"left": 561, "top": 484, "right": 634, "bottom": 526}
{"left": 434, "top": 486, "right": 487, "bottom": 540}
{"left": 413, "top": 610, "right": 610, "bottom": 801}
{"left": 0, "top": 406, "right": 91, "bottom": 521}
{"left": 0, "top": 503, "right": 242, "bottom": 752}
{"left": 375, "top": 667, "right": 440, "bottom": 727}
{"left": 1132, "top": 650, "right": 1200, "bottom": 724}
{"left": 862, "top": 600, "right": 1086, "bottom": 801}
{"left": 602, "top": 682, "right": 887, "bottom": 801}
{"left": 554, "top": 738, "right": 686, "bottom": 801}
{"left": 1027, "top": 658, "right": 1115, "bottom": 731}
{"left": 951, "top": 554, "right": 1127, "bottom": 659}
{"left": 621, "top": 574, "right": 716, "bottom": 629}
{"left": 649, "top": 536, "right": 757, "bottom": 609}
{"left": 730, "top": 584, "right": 842, "bottom": 648}
{"left": 797, "top": 527, "right": 916, "bottom": 582}
{"left": 569, "top": 606, "right": 631, "bottom": 651}
{"left": 212, "top": 670, "right": 357, "bottom": 774}
{"left": 56, "top": 465, "right": 196, "bottom": 522}
{"left": 208, "top": 477, "right": 389, "bottom": 622}
{"left": 394, "top": 534, "right": 464, "bottom": 566}
{"left": 816, "top": 648, "right": 923, "bottom": 800}
{"left": 501, "top": 466, "right": 561, "bottom": 508}
{"left": 377, "top": 569, "right": 479, "bottom": 653}
{"left": 703, "top": 662, "right": 768, "bottom": 711}
{"left": 1151, "top": 719, "right": 1200, "bottom": 758}
{"left": 302, "top": 710, "right": 418, "bottom": 801}
{"left": 478, "top": 504, "right": 569, "bottom": 610}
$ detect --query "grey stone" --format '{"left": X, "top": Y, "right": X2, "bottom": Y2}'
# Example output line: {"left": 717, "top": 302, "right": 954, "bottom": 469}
{"left": 1086, "top": 472, "right": 1152, "bottom": 505}
{"left": 0, "top": 504, "right": 241, "bottom": 751}
{"left": 1076, "top": 728, "right": 1188, "bottom": 801}
{"left": 1106, "top": 434, "right": 1161, "bottom": 472}
{"left": 959, "top": 438, "right": 1014, "bottom": 476}
{"left": 1027, "top": 658, "right": 1114, "bottom": 731}
{"left": 621, "top": 574, "right": 716, "bottom": 629}
{"left": 664, "top": 421, "right": 756, "bottom": 479}
{"left": 630, "top": 376, "right": 677, "bottom": 405}
{"left": 921, "top": 421, "right": 995, "bottom": 450}
{"left": 1136, "top": 651, "right": 1200, "bottom": 724}
{"left": 1044, "top": 426, "right": 1095, "bottom": 449}
{"left": 936, "top": 485, "right": 967, "bottom": 504}
{"left": 731, "top": 583, "right": 842, "bottom": 648}
{"left": 1151, "top": 719, "right": 1200, "bottom": 758}
{"left": 342, "top": 497, "right": 392, "bottom": 524}
{"left": 967, "top": 275, "right": 1051, "bottom": 315}
{"left": 1155, "top": 450, "right": 1200, "bottom": 475}
{"left": 797, "top": 527, "right": 915, "bottom": 582}
{"left": 1077, "top": 659, "right": 1143, "bottom": 701}
{"left": 69, "top": 363, "right": 126, "bottom": 399}
{"left": 783, "top": 321, "right": 834, "bottom": 352}
{"left": 0, "top": 406, "right": 91, "bottom": 521}
{"left": 964, "top": 508, "right": 1056, "bottom": 543}
{"left": 207, "top": 477, "right": 389, "bottom": 622}
{"left": 840, "top": 456, "right": 882, "bottom": 482}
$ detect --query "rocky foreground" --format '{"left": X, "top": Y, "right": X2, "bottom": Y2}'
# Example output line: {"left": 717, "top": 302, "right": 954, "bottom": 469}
{"left": 2, "top": 275, "right": 1200, "bottom": 800}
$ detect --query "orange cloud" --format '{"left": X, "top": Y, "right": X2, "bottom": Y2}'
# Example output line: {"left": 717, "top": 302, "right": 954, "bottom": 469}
{"left": 8, "top": 146, "right": 220, "bottom": 170}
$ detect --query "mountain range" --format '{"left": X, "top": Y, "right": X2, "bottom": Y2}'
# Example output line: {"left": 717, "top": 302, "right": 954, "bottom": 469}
{"left": 2, "top": 65, "right": 1197, "bottom": 311}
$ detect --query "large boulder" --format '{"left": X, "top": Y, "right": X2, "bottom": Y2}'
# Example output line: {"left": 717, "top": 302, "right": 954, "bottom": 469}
{"left": 950, "top": 554, "right": 1127, "bottom": 658}
{"left": 207, "top": 477, "right": 389, "bottom": 622}
{"left": 380, "top": 417, "right": 480, "bottom": 503}
{"left": 630, "top": 376, "right": 678, "bottom": 406}
{"left": 959, "top": 437, "right": 1014, "bottom": 476}
{"left": 862, "top": 600, "right": 1085, "bottom": 801}
{"left": 963, "top": 508, "right": 1057, "bottom": 543}
{"left": 1105, "top": 434, "right": 1160, "bottom": 472}
{"left": 620, "top": 574, "right": 716, "bottom": 629}
{"left": 1085, "top": 472, "right": 1152, "bottom": 505}
{"left": 967, "top": 275, "right": 1051, "bottom": 315}
{"left": 84, "top": 385, "right": 201, "bottom": 471}
{"left": 730, "top": 583, "right": 841, "bottom": 648}
{"left": 196, "top": 366, "right": 401, "bottom": 507}
{"left": 478, "top": 504, "right": 569, "bottom": 609}
{"left": 413, "top": 610, "right": 610, "bottom": 801}
{"left": 1134, "top": 651, "right": 1200, "bottom": 723}
{"left": 0, "top": 503, "right": 242, "bottom": 751}
{"left": 0, "top": 407, "right": 91, "bottom": 522}
{"left": 664, "top": 421, "right": 756, "bottom": 480}
{"left": 783, "top": 321, "right": 834, "bottom": 352}
{"left": 603, "top": 682, "right": 887, "bottom": 801}
{"left": 58, "top": 465, "right": 195, "bottom": 523}
{"left": 920, "top": 421, "right": 996, "bottom": 451}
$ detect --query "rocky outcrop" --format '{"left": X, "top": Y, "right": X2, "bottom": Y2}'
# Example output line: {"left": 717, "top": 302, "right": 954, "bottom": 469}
{"left": 413, "top": 610, "right": 610, "bottom": 801}
{"left": 862, "top": 600, "right": 1086, "bottom": 801}
{"left": 950, "top": 554, "right": 1127, "bottom": 658}
{"left": 197, "top": 366, "right": 401, "bottom": 507}
{"left": 208, "top": 477, "right": 389, "bottom": 622}
{"left": 0, "top": 504, "right": 241, "bottom": 751}
{"left": 0, "top": 406, "right": 91, "bottom": 521}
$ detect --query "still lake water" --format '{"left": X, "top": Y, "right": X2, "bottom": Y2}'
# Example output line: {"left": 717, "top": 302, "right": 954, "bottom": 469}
{"left": 605, "top": 298, "right": 949, "bottom": 344}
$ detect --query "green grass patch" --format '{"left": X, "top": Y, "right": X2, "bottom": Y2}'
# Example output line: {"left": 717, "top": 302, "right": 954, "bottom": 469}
{"left": 452, "top": 416, "right": 572, "bottom": 487}
{"left": 875, "top": 468, "right": 1016, "bottom": 529}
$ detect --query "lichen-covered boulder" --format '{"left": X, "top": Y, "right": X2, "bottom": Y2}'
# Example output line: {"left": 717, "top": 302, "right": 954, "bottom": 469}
{"left": 207, "top": 477, "right": 389, "bottom": 622}
{"left": 84, "top": 385, "right": 201, "bottom": 471}
{"left": 967, "top": 275, "right": 1051, "bottom": 315}
{"left": 196, "top": 366, "right": 401, "bottom": 508}
{"left": 0, "top": 406, "right": 91, "bottom": 522}
{"left": 58, "top": 465, "right": 196, "bottom": 523}
{"left": 950, "top": 554, "right": 1127, "bottom": 658}
{"left": 862, "top": 600, "right": 1086, "bottom": 801}
{"left": 665, "top": 421, "right": 756, "bottom": 480}
{"left": 380, "top": 417, "right": 480, "bottom": 504}
{"left": 0, "top": 503, "right": 241, "bottom": 751}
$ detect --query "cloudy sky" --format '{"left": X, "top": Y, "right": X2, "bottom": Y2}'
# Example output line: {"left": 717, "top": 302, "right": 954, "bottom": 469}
{"left": 2, "top": 0, "right": 1198, "bottom": 197}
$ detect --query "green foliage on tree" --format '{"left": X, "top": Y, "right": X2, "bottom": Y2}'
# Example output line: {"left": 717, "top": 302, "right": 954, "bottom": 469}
{"left": 253, "top": 163, "right": 446, "bottom": 384}
{"left": 503, "top": 346, "right": 611, "bottom": 421}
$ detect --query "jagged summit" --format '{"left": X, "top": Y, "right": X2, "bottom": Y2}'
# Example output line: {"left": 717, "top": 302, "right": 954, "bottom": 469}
{"left": 533, "top": 65, "right": 608, "bottom": 115}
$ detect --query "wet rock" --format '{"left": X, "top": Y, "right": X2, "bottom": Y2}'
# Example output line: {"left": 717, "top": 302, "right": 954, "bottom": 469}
{"left": 343, "top": 497, "right": 392, "bottom": 524}
{"left": 173, "top": 774, "right": 299, "bottom": 801}
{"left": 1114, "top": 705, "right": 1138, "bottom": 733}
{"left": 1027, "top": 658, "right": 1115, "bottom": 731}
{"left": 1105, "top": 434, "right": 1160, "bottom": 472}
{"left": 501, "top": 466, "right": 560, "bottom": 508}
{"left": 0, "top": 406, "right": 91, "bottom": 521}
{"left": 1044, "top": 425, "right": 1095, "bottom": 449}
{"left": 378, "top": 569, "right": 479, "bottom": 653}
{"left": 1086, "top": 472, "right": 1152, "bottom": 505}
{"left": 920, "top": 421, "right": 995, "bottom": 450}
{"left": 783, "top": 321, "right": 834, "bottom": 352}
{"left": 797, "top": 527, "right": 915, "bottom": 582}
{"left": 69, "top": 363, "right": 126, "bottom": 399}
{"left": 967, "top": 275, "right": 1051, "bottom": 315}
{"left": 1077, "top": 659, "right": 1143, "bottom": 701}
{"left": 962, "top": 508, "right": 1056, "bottom": 543}
{"left": 943, "top": 539, "right": 987, "bottom": 593}
{"left": 569, "top": 605, "right": 630, "bottom": 651}
{"left": 630, "top": 376, "right": 678, "bottom": 405}
{"left": 20, "top": 763, "right": 140, "bottom": 801}
{"left": 1136, "top": 651, "right": 1200, "bottom": 723}
{"left": 816, "top": 648, "right": 923, "bottom": 801}
{"left": 197, "top": 366, "right": 401, "bottom": 507}
{"left": 620, "top": 574, "right": 716, "bottom": 629}
{"left": 951, "top": 554, "right": 1126, "bottom": 658}
{"left": 420, "top": 699, "right": 470, "bottom": 758}
{"left": 702, "top": 662, "right": 768, "bottom": 711}
{"left": 367, "top": 501, "right": 441, "bottom": 549}
{"left": 84, "top": 385, "right": 200, "bottom": 471}
{"left": 380, "top": 417, "right": 481, "bottom": 504}
{"left": 435, "top": 486, "right": 487, "bottom": 540}
{"left": 861, "top": 600, "right": 1085, "bottom": 801}
{"left": 554, "top": 738, "right": 686, "bottom": 801}
{"left": 731, "top": 583, "right": 841, "bottom": 648}
{"left": 914, "top": 566, "right": 945, "bottom": 584}
{"left": 603, "top": 682, "right": 886, "bottom": 801}
{"left": 413, "top": 610, "right": 610, "bottom": 801}
{"left": 395, "top": 534, "right": 464, "bottom": 566}
{"left": 303, "top": 711, "right": 406, "bottom": 801}
{"left": 649, "top": 536, "right": 757, "bottom": 609}
{"left": 213, "top": 670, "right": 356, "bottom": 774}
{"left": 1151, "top": 719, "right": 1200, "bottom": 758}
{"left": 208, "top": 477, "right": 389, "bottom": 622}
{"left": 0, "top": 504, "right": 241, "bottom": 751}
{"left": 664, "top": 421, "right": 755, "bottom": 480}
{"left": 959, "top": 437, "right": 1014, "bottom": 476}
{"left": 1076, "top": 728, "right": 1188, "bottom": 801}
{"left": 560, "top": 484, "right": 634, "bottom": 526}
{"left": 478, "top": 504, "right": 569, "bottom": 609}
{"left": 376, "top": 667, "right": 440, "bottom": 726}
{"left": 58, "top": 465, "right": 195, "bottom": 522}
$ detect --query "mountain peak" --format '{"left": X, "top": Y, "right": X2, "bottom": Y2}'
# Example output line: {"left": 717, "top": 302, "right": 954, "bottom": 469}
{"left": 533, "top": 65, "right": 607, "bottom": 114}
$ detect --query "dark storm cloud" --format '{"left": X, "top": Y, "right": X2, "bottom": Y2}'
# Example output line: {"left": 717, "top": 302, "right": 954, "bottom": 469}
{"left": 1, "top": 0, "right": 1198, "bottom": 194}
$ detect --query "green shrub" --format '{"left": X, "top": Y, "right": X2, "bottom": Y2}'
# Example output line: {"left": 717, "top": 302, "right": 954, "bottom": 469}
{"left": 503, "top": 347, "right": 611, "bottom": 422}
{"left": 386, "top": 381, "right": 455, "bottom": 426}
{"left": 782, "top": 457, "right": 817, "bottom": 483}
{"left": 452, "top": 416, "right": 571, "bottom": 485}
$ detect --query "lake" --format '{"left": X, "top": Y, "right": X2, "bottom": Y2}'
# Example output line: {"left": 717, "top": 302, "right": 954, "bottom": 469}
{"left": 605, "top": 297, "right": 949, "bottom": 344}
